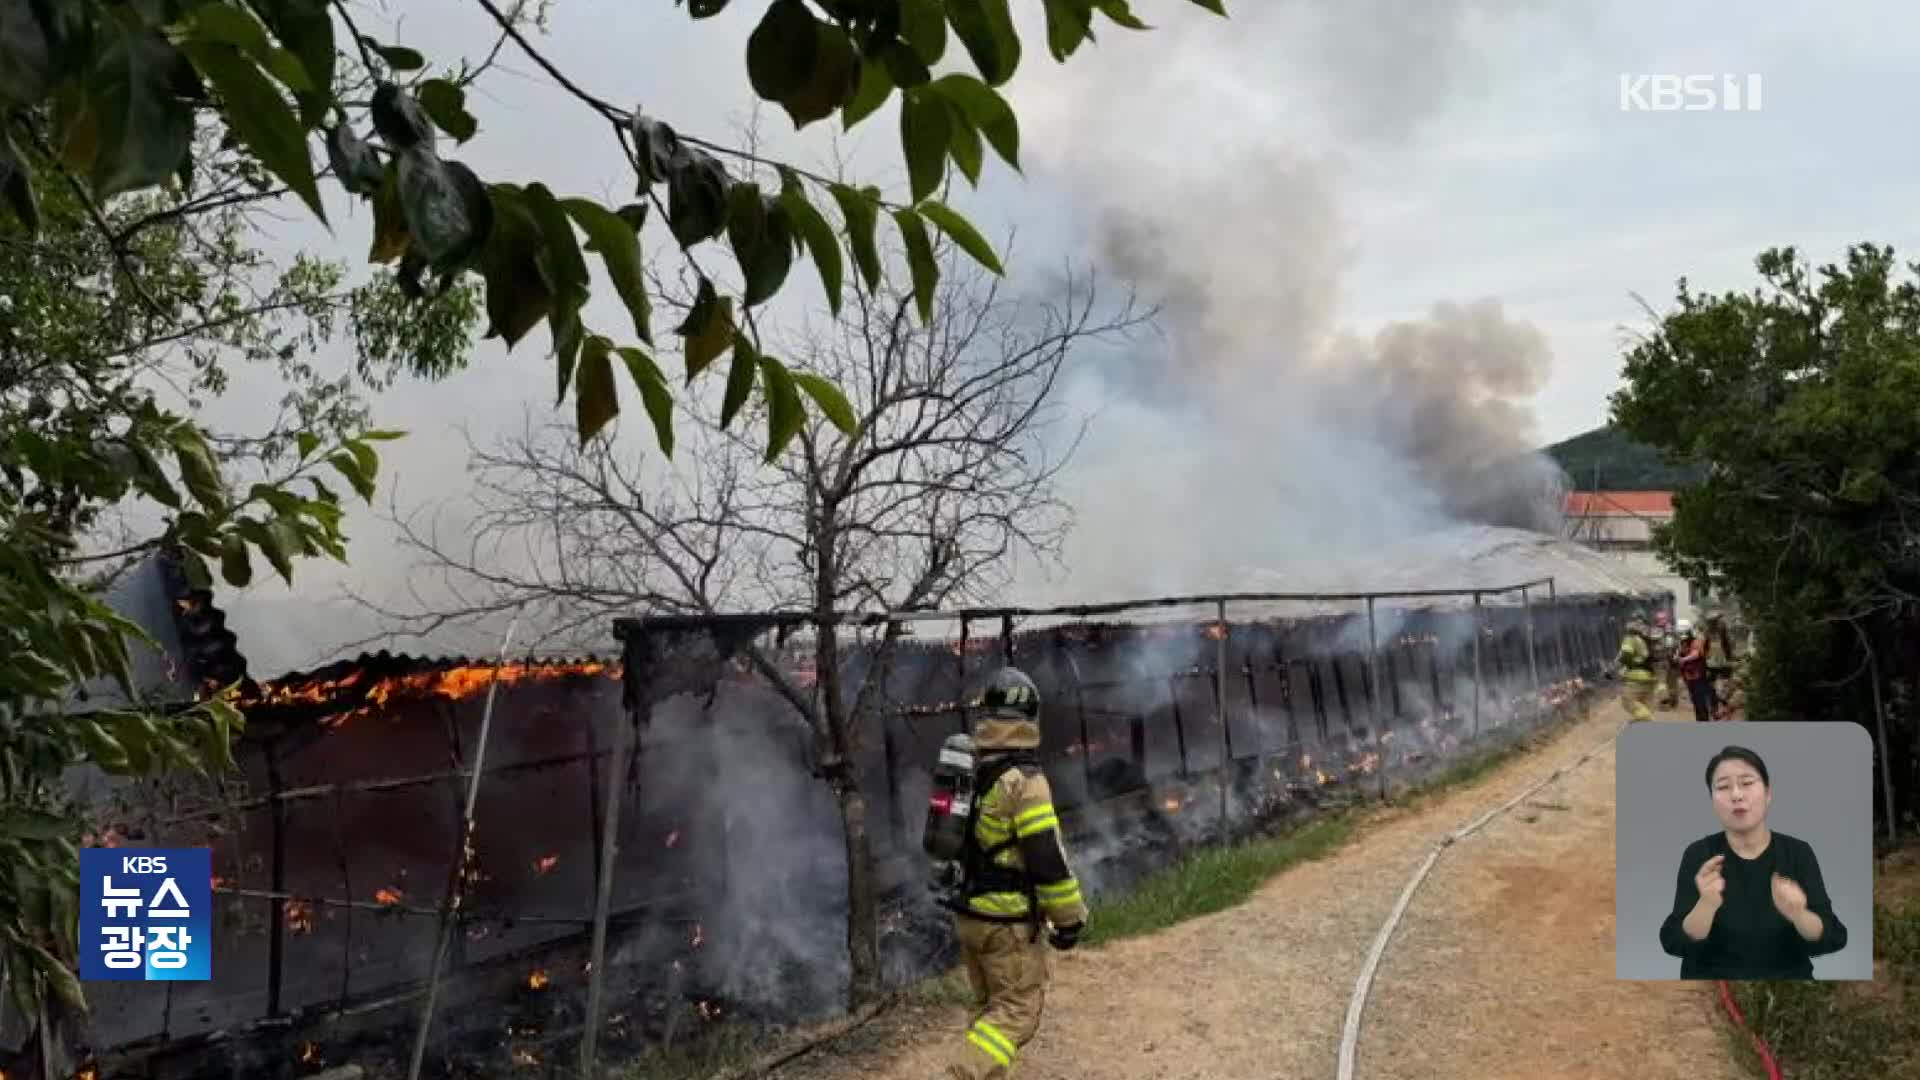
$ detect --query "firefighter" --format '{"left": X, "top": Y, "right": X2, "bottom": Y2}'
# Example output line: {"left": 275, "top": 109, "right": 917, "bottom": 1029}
{"left": 1650, "top": 610, "right": 1680, "bottom": 708}
{"left": 1617, "top": 614, "right": 1658, "bottom": 722}
{"left": 939, "top": 666, "right": 1087, "bottom": 1080}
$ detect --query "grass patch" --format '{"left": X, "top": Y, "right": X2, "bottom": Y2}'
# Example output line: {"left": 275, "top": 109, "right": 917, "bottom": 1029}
{"left": 607, "top": 1022, "right": 761, "bottom": 1080}
{"left": 1725, "top": 856, "right": 1920, "bottom": 1080}
{"left": 1077, "top": 720, "right": 1562, "bottom": 949}
{"left": 1080, "top": 814, "right": 1356, "bottom": 947}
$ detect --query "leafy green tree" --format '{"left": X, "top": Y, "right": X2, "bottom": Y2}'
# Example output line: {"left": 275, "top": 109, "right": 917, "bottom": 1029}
{"left": 2, "top": 0, "right": 1226, "bottom": 457}
{"left": 1611, "top": 243, "right": 1920, "bottom": 836}
{"left": 0, "top": 132, "right": 478, "bottom": 1064}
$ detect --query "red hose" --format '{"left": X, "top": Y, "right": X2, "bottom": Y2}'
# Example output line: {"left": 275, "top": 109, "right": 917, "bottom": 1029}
{"left": 1716, "top": 979, "right": 1784, "bottom": 1080}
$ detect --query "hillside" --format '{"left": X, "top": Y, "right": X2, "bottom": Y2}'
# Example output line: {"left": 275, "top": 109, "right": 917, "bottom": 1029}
{"left": 1544, "top": 426, "right": 1705, "bottom": 491}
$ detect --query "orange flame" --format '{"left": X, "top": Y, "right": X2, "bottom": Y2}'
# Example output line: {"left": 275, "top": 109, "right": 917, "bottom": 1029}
{"left": 512, "top": 1048, "right": 541, "bottom": 1067}
{"left": 374, "top": 887, "right": 403, "bottom": 906}
{"left": 697, "top": 1000, "right": 725, "bottom": 1022}
{"left": 284, "top": 899, "right": 314, "bottom": 935}
{"left": 690, "top": 923, "right": 705, "bottom": 948}
{"left": 232, "top": 660, "right": 618, "bottom": 722}
{"left": 210, "top": 875, "right": 231, "bottom": 890}
{"left": 1201, "top": 621, "right": 1227, "bottom": 641}
{"left": 664, "top": 830, "right": 680, "bottom": 849}
{"left": 534, "top": 855, "right": 559, "bottom": 875}
{"left": 1161, "top": 795, "right": 1182, "bottom": 814}
{"left": 298, "top": 1041, "right": 321, "bottom": 1065}
{"left": 527, "top": 969, "right": 550, "bottom": 990}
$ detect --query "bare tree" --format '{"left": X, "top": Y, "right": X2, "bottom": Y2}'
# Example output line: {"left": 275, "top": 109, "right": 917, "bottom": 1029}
{"left": 358, "top": 237, "right": 1149, "bottom": 1004}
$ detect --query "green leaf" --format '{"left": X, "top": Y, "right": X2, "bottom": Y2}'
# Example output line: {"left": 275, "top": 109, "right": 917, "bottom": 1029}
{"left": 901, "top": 0, "right": 949, "bottom": 65}
{"left": 29, "top": 943, "right": 85, "bottom": 1014}
{"left": 842, "top": 58, "right": 893, "bottom": 130}
{"left": 1040, "top": 0, "right": 1092, "bottom": 60}
{"left": 688, "top": 0, "right": 731, "bottom": 15}
{"left": 177, "top": 549, "right": 213, "bottom": 592}
{"left": 893, "top": 207, "right": 939, "bottom": 322}
{"left": 900, "top": 87, "right": 951, "bottom": 204}
{"left": 1095, "top": 0, "right": 1152, "bottom": 29}
{"left": 879, "top": 39, "right": 932, "bottom": 89}
{"left": 674, "top": 278, "right": 735, "bottom": 382}
{"left": 180, "top": 40, "right": 327, "bottom": 223}
{"left": 667, "top": 149, "right": 730, "bottom": 248}
{"left": 780, "top": 181, "right": 844, "bottom": 315}
{"left": 0, "top": 811, "right": 72, "bottom": 841}
{"left": 1187, "top": 0, "right": 1228, "bottom": 14}
{"left": 523, "top": 182, "right": 592, "bottom": 396}
{"left": 946, "top": 104, "right": 983, "bottom": 185}
{"left": 747, "top": 0, "right": 818, "bottom": 106}
{"left": 418, "top": 78, "right": 478, "bottom": 143}
{"left": 563, "top": 198, "right": 652, "bottom": 342}
{"left": 722, "top": 333, "right": 760, "bottom": 428}
{"left": 0, "top": 127, "right": 40, "bottom": 235}
{"left": 0, "top": 2, "right": 52, "bottom": 106}
{"left": 576, "top": 335, "right": 620, "bottom": 445}
{"left": 171, "top": 428, "right": 226, "bottom": 512}
{"left": 219, "top": 532, "right": 252, "bottom": 588}
{"left": 366, "top": 39, "right": 427, "bottom": 71}
{"left": 732, "top": 189, "right": 794, "bottom": 307}
{"left": 616, "top": 347, "right": 675, "bottom": 457}
{"left": 784, "top": 25, "right": 857, "bottom": 128}
{"left": 758, "top": 354, "right": 806, "bottom": 462}
{"left": 918, "top": 200, "right": 1002, "bottom": 274}
{"left": 946, "top": 0, "right": 1021, "bottom": 86}
{"left": 238, "top": 518, "right": 293, "bottom": 583}
{"left": 88, "top": 22, "right": 194, "bottom": 199}
{"left": 479, "top": 183, "right": 552, "bottom": 347}
{"left": 325, "top": 124, "right": 383, "bottom": 196}
{"left": 295, "top": 431, "right": 321, "bottom": 458}
{"left": 361, "top": 429, "right": 408, "bottom": 441}
{"left": 828, "top": 183, "right": 883, "bottom": 292}
{"left": 274, "top": 4, "right": 337, "bottom": 127}
{"left": 186, "top": 4, "right": 315, "bottom": 93}
{"left": 327, "top": 451, "right": 375, "bottom": 502}
{"left": 929, "top": 74, "right": 1019, "bottom": 170}
{"left": 793, "top": 371, "right": 859, "bottom": 435}
{"left": 396, "top": 149, "right": 491, "bottom": 270}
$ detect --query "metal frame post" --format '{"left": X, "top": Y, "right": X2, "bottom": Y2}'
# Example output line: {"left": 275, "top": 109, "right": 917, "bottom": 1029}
{"left": 1522, "top": 586, "right": 1540, "bottom": 718}
{"left": 1215, "top": 599, "right": 1231, "bottom": 829}
{"left": 1471, "top": 592, "right": 1483, "bottom": 738}
{"left": 1366, "top": 597, "right": 1385, "bottom": 799}
{"left": 409, "top": 617, "right": 519, "bottom": 1080}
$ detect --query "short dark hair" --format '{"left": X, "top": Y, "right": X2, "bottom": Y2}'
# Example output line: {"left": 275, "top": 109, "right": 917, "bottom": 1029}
{"left": 1706, "top": 745, "right": 1769, "bottom": 789}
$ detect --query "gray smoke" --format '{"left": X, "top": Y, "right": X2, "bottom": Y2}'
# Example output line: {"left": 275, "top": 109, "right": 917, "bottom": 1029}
{"left": 1014, "top": 0, "right": 1569, "bottom": 602}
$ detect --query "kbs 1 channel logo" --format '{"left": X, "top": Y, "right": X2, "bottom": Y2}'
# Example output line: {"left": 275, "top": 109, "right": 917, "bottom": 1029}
{"left": 79, "top": 848, "right": 213, "bottom": 982}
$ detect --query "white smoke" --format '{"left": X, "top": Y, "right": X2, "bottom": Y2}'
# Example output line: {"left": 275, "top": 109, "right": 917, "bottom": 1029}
{"left": 1011, "top": 0, "right": 1570, "bottom": 603}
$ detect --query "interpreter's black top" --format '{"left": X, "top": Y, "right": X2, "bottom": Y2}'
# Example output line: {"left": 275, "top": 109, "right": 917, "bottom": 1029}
{"left": 1659, "top": 831, "right": 1848, "bottom": 980}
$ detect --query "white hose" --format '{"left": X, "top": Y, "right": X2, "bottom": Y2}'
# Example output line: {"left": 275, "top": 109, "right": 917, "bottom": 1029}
{"left": 1334, "top": 718, "right": 1627, "bottom": 1080}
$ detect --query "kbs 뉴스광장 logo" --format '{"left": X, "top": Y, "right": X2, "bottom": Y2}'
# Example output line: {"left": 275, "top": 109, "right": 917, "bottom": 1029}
{"left": 79, "top": 848, "right": 212, "bottom": 982}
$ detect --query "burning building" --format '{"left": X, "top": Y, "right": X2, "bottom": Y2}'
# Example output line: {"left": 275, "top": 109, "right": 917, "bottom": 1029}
{"left": 32, "top": 548, "right": 1656, "bottom": 1078}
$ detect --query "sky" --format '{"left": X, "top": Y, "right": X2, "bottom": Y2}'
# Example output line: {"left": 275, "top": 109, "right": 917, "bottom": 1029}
{"left": 192, "top": 0, "right": 1920, "bottom": 675}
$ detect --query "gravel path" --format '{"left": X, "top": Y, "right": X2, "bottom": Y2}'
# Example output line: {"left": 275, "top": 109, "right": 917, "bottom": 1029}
{"left": 775, "top": 699, "right": 1737, "bottom": 1080}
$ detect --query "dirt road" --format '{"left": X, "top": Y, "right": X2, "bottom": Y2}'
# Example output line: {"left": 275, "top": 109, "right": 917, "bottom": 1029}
{"left": 776, "top": 698, "right": 1739, "bottom": 1080}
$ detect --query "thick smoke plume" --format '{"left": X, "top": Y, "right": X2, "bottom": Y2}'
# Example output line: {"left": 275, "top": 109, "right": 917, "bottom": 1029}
{"left": 1014, "top": 0, "right": 1567, "bottom": 603}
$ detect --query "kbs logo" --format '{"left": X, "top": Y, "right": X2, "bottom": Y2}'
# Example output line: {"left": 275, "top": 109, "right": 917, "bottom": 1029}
{"left": 1619, "top": 74, "right": 1763, "bottom": 112}
{"left": 80, "top": 847, "right": 212, "bottom": 982}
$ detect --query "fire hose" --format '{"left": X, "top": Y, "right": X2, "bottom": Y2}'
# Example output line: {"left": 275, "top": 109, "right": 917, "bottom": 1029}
{"left": 1335, "top": 718, "right": 1628, "bottom": 1080}
{"left": 1716, "top": 979, "right": 1785, "bottom": 1080}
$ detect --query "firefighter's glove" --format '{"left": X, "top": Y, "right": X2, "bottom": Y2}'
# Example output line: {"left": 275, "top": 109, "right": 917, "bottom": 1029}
{"left": 1048, "top": 922, "right": 1082, "bottom": 951}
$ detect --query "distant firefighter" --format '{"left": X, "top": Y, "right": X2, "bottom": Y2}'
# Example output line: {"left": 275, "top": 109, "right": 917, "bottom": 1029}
{"left": 1617, "top": 614, "right": 1659, "bottom": 722}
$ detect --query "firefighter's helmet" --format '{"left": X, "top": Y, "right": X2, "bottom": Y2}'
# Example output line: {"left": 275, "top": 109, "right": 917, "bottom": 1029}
{"left": 979, "top": 666, "right": 1041, "bottom": 720}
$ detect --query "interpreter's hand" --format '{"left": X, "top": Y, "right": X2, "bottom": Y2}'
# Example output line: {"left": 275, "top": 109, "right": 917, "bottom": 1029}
{"left": 1771, "top": 873, "right": 1808, "bottom": 919}
{"left": 1695, "top": 855, "right": 1726, "bottom": 904}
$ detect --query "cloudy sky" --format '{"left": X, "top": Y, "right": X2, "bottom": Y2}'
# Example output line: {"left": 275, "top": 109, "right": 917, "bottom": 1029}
{"left": 199, "top": 0, "right": 1920, "bottom": 674}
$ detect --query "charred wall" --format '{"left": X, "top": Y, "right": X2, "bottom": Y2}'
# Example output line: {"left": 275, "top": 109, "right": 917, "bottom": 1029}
{"left": 85, "top": 597, "right": 1636, "bottom": 1077}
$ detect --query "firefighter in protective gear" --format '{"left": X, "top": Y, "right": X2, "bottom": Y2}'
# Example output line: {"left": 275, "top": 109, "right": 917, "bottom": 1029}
{"left": 1617, "top": 615, "right": 1658, "bottom": 722}
{"left": 939, "top": 666, "right": 1087, "bottom": 1080}
{"left": 1650, "top": 611, "right": 1679, "bottom": 708}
